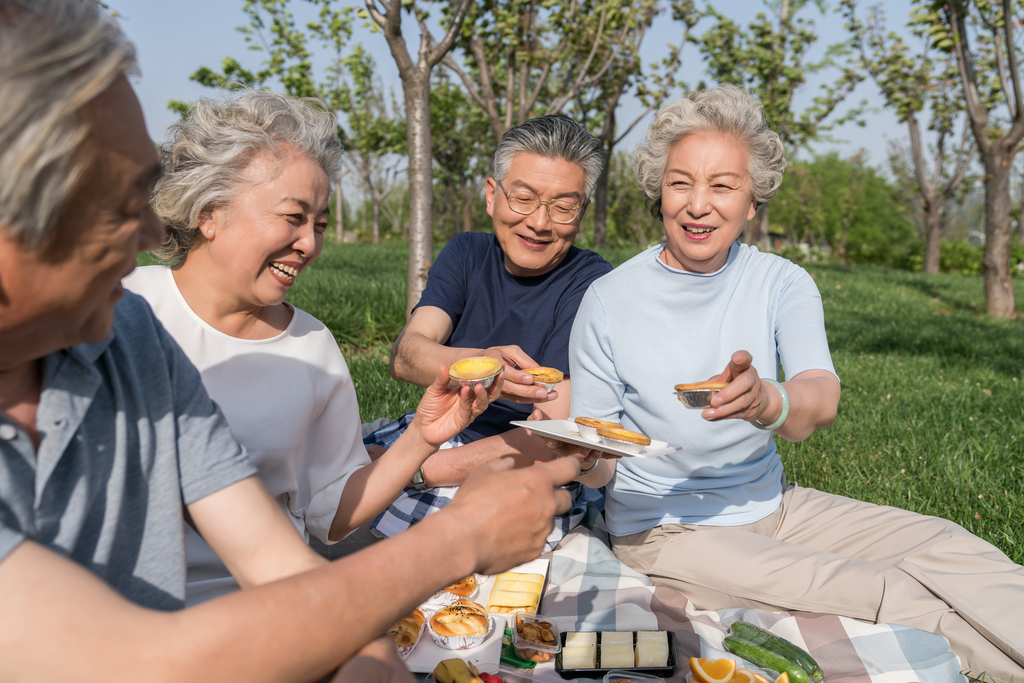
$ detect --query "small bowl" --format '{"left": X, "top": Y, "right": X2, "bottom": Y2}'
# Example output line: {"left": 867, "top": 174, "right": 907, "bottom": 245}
{"left": 674, "top": 382, "right": 728, "bottom": 409}
{"left": 522, "top": 366, "right": 564, "bottom": 392}
{"left": 449, "top": 357, "right": 503, "bottom": 389}
{"left": 512, "top": 613, "right": 561, "bottom": 663}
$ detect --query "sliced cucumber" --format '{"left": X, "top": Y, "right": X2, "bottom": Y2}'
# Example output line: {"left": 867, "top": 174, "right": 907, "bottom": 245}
{"left": 730, "top": 621, "right": 824, "bottom": 683}
{"left": 724, "top": 635, "right": 812, "bottom": 683}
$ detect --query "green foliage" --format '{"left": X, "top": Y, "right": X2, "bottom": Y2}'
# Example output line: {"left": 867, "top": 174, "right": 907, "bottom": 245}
{"left": 771, "top": 152, "right": 919, "bottom": 263}
{"left": 699, "top": 0, "right": 865, "bottom": 154}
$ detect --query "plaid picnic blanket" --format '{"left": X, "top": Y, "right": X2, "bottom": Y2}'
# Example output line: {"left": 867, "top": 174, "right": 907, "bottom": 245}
{"left": 365, "top": 413, "right": 603, "bottom": 552}
{"left": 529, "top": 522, "right": 967, "bottom": 683}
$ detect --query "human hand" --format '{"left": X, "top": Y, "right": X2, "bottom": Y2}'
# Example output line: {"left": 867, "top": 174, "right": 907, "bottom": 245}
{"left": 443, "top": 457, "right": 579, "bottom": 575}
{"left": 413, "top": 366, "right": 501, "bottom": 448}
{"left": 701, "top": 350, "right": 778, "bottom": 424}
{"left": 329, "top": 636, "right": 414, "bottom": 683}
{"left": 480, "top": 345, "right": 553, "bottom": 404}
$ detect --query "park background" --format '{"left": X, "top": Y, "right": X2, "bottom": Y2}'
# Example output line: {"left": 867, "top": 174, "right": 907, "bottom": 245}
{"left": 126, "top": 0, "right": 1023, "bottom": 564}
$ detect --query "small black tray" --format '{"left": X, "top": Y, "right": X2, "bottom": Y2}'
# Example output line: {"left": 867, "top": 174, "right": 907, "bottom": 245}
{"left": 554, "top": 630, "right": 677, "bottom": 680}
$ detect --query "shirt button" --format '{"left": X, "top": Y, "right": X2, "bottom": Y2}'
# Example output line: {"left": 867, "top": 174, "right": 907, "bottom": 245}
{"left": 0, "top": 424, "right": 18, "bottom": 440}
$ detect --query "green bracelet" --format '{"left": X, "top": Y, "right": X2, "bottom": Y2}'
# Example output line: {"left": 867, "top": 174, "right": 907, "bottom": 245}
{"left": 752, "top": 377, "right": 790, "bottom": 431}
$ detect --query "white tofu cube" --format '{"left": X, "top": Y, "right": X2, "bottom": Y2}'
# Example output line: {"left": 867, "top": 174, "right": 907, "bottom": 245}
{"left": 600, "top": 643, "right": 636, "bottom": 669}
{"left": 561, "top": 645, "right": 596, "bottom": 669}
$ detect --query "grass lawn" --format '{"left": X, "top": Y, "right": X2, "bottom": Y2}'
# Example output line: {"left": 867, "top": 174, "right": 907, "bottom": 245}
{"left": 279, "top": 241, "right": 1024, "bottom": 564}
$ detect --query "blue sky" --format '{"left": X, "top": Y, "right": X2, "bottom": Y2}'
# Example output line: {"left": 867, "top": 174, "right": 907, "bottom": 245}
{"left": 112, "top": 0, "right": 921, "bottom": 173}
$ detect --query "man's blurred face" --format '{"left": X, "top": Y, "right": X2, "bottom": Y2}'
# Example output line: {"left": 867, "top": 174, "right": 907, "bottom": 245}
{"left": 0, "top": 75, "right": 163, "bottom": 359}
{"left": 485, "top": 153, "right": 588, "bottom": 278}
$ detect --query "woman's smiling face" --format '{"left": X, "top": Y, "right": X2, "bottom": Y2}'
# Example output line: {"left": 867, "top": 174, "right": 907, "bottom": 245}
{"left": 658, "top": 131, "right": 757, "bottom": 274}
{"left": 200, "top": 150, "right": 330, "bottom": 310}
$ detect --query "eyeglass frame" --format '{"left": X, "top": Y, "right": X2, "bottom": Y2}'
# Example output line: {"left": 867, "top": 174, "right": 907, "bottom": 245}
{"left": 495, "top": 180, "right": 587, "bottom": 225}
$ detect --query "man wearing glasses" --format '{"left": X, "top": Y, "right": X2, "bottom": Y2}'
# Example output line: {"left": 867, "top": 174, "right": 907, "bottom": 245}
{"left": 358, "top": 115, "right": 612, "bottom": 554}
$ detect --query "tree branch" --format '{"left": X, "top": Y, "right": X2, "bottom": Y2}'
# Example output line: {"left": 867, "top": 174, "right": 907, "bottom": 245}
{"left": 427, "top": 0, "right": 473, "bottom": 67}
{"left": 1001, "top": 0, "right": 1024, "bottom": 147}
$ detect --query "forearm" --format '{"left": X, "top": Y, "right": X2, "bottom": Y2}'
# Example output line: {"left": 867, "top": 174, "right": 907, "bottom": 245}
{"left": 0, "top": 513, "right": 477, "bottom": 683}
{"left": 329, "top": 426, "right": 436, "bottom": 540}
{"left": 391, "top": 332, "right": 480, "bottom": 388}
{"left": 420, "top": 428, "right": 556, "bottom": 488}
{"left": 765, "top": 372, "right": 840, "bottom": 442}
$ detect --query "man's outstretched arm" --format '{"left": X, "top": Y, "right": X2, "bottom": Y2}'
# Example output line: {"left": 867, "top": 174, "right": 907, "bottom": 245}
{"left": 0, "top": 457, "right": 579, "bottom": 683}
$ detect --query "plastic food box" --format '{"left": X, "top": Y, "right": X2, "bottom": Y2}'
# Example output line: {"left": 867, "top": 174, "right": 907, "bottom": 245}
{"left": 554, "top": 630, "right": 677, "bottom": 680}
{"left": 510, "top": 613, "right": 561, "bottom": 663}
{"left": 603, "top": 670, "right": 665, "bottom": 683}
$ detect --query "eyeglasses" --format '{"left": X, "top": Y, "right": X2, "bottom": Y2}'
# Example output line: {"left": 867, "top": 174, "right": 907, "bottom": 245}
{"left": 496, "top": 181, "right": 584, "bottom": 224}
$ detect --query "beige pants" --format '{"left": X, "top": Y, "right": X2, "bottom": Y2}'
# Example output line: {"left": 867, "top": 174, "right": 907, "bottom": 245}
{"left": 611, "top": 484, "right": 1024, "bottom": 683}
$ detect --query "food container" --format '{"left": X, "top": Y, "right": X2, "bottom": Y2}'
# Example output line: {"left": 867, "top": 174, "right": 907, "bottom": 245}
{"left": 449, "top": 357, "right": 503, "bottom": 389}
{"left": 555, "top": 630, "right": 678, "bottom": 680}
{"left": 511, "top": 613, "right": 561, "bottom": 663}
{"left": 674, "top": 382, "right": 728, "bottom": 409}
{"left": 602, "top": 670, "right": 665, "bottom": 683}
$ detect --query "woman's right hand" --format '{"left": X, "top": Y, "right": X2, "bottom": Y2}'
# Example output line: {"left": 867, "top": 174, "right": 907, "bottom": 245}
{"left": 701, "top": 350, "right": 780, "bottom": 424}
{"left": 411, "top": 366, "right": 502, "bottom": 448}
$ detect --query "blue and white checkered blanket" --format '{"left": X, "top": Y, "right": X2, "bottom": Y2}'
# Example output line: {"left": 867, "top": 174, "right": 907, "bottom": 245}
{"left": 364, "top": 412, "right": 603, "bottom": 552}
{"left": 530, "top": 522, "right": 967, "bottom": 683}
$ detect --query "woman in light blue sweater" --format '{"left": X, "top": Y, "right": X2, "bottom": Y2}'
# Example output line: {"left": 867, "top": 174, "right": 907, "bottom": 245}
{"left": 568, "top": 84, "right": 1023, "bottom": 683}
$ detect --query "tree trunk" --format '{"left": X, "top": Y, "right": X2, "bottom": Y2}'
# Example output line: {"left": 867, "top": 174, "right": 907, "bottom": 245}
{"left": 402, "top": 69, "right": 434, "bottom": 318}
{"left": 592, "top": 147, "right": 612, "bottom": 248}
{"left": 1017, "top": 169, "right": 1024, "bottom": 241}
{"left": 335, "top": 173, "right": 345, "bottom": 243}
{"left": 372, "top": 200, "right": 380, "bottom": 244}
{"left": 982, "top": 149, "right": 1016, "bottom": 317}
{"left": 923, "top": 205, "right": 942, "bottom": 275}
{"left": 461, "top": 185, "right": 474, "bottom": 233}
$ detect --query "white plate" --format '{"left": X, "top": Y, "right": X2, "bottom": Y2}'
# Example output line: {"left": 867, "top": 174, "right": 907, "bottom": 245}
{"left": 404, "top": 558, "right": 550, "bottom": 674}
{"left": 511, "top": 420, "right": 678, "bottom": 459}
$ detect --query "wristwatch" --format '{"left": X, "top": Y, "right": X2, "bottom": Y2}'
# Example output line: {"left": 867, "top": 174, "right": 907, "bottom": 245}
{"left": 410, "top": 467, "right": 429, "bottom": 491}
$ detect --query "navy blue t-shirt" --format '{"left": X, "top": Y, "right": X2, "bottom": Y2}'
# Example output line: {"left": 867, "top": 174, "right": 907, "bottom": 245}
{"left": 417, "top": 232, "right": 612, "bottom": 442}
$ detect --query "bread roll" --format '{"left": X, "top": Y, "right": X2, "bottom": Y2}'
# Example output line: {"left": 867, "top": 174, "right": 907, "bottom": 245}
{"left": 430, "top": 599, "right": 490, "bottom": 638}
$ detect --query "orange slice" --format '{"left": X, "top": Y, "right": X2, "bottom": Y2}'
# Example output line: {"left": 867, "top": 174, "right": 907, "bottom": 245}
{"left": 775, "top": 673, "right": 790, "bottom": 683}
{"left": 690, "top": 657, "right": 738, "bottom": 683}
{"left": 732, "top": 670, "right": 758, "bottom": 683}
{"left": 752, "top": 673, "right": 771, "bottom": 683}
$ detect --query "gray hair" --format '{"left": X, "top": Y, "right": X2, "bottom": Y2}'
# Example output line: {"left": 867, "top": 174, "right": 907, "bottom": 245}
{"left": 0, "top": 0, "right": 136, "bottom": 251}
{"left": 154, "top": 90, "right": 343, "bottom": 262}
{"left": 634, "top": 84, "right": 786, "bottom": 219}
{"left": 493, "top": 114, "right": 605, "bottom": 197}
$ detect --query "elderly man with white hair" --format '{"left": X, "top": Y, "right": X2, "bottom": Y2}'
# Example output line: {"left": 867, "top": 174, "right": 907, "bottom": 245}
{"left": 0, "top": 1, "right": 578, "bottom": 681}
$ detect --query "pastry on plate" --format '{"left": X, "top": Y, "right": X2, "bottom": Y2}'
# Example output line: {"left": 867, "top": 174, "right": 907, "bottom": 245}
{"left": 596, "top": 426, "right": 651, "bottom": 454}
{"left": 573, "top": 416, "right": 624, "bottom": 442}
{"left": 432, "top": 575, "right": 478, "bottom": 604}
{"left": 429, "top": 599, "right": 493, "bottom": 650}
{"left": 388, "top": 608, "right": 425, "bottom": 657}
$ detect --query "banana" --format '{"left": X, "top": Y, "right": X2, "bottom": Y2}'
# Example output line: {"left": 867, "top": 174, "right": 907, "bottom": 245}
{"left": 432, "top": 658, "right": 483, "bottom": 683}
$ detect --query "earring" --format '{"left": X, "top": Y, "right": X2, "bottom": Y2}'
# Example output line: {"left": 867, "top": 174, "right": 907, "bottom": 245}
{"left": 207, "top": 230, "right": 212, "bottom": 235}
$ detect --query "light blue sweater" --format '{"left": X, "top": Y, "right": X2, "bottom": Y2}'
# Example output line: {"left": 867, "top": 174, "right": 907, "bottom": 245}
{"left": 569, "top": 242, "right": 838, "bottom": 536}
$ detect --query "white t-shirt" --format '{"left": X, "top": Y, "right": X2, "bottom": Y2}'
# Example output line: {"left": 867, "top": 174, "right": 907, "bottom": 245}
{"left": 569, "top": 243, "right": 838, "bottom": 536}
{"left": 124, "top": 265, "right": 370, "bottom": 603}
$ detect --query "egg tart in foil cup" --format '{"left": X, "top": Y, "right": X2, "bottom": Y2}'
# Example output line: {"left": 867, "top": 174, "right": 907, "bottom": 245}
{"left": 675, "top": 381, "right": 728, "bottom": 409}
{"left": 448, "top": 356, "right": 502, "bottom": 389}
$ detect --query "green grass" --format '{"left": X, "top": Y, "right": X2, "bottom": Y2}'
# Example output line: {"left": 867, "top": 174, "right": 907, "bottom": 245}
{"left": 165, "top": 241, "right": 1024, "bottom": 564}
